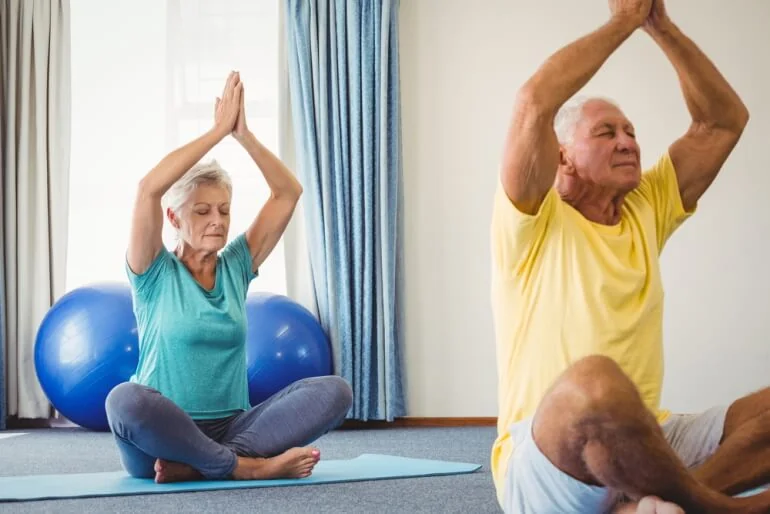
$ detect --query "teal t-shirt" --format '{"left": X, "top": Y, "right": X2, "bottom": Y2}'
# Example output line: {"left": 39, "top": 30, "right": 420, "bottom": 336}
{"left": 125, "top": 233, "right": 257, "bottom": 420}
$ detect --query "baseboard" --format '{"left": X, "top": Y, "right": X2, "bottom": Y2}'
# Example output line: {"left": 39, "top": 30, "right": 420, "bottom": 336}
{"left": 4, "top": 416, "right": 498, "bottom": 430}
{"left": 6, "top": 414, "right": 77, "bottom": 430}
{"left": 339, "top": 417, "right": 497, "bottom": 429}
{"left": 5, "top": 416, "right": 54, "bottom": 429}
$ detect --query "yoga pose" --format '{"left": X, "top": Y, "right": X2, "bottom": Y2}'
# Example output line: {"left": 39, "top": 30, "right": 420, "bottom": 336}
{"left": 491, "top": 1, "right": 769, "bottom": 512}
{"left": 106, "top": 71, "right": 352, "bottom": 484}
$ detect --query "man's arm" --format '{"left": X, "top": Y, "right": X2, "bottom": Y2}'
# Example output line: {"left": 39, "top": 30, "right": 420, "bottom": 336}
{"left": 502, "top": 0, "right": 650, "bottom": 215}
{"left": 644, "top": 1, "right": 749, "bottom": 212}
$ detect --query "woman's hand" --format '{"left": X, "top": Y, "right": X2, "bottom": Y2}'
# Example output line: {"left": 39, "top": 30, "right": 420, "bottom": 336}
{"left": 232, "top": 79, "right": 250, "bottom": 142}
{"left": 214, "top": 71, "right": 243, "bottom": 137}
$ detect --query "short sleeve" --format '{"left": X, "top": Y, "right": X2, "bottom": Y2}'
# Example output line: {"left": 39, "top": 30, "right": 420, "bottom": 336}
{"left": 125, "top": 247, "right": 174, "bottom": 300}
{"left": 220, "top": 233, "right": 258, "bottom": 293}
{"left": 634, "top": 152, "right": 695, "bottom": 251}
{"left": 490, "top": 179, "right": 560, "bottom": 274}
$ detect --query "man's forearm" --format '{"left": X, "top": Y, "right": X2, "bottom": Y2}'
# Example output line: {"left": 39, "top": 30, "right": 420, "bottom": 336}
{"left": 647, "top": 20, "right": 748, "bottom": 132}
{"left": 523, "top": 17, "right": 638, "bottom": 110}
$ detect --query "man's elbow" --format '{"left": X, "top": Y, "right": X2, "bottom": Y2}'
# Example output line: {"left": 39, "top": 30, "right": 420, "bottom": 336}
{"left": 514, "top": 83, "right": 558, "bottom": 120}
{"left": 702, "top": 102, "right": 749, "bottom": 139}
{"left": 722, "top": 99, "right": 750, "bottom": 135}
{"left": 734, "top": 103, "right": 750, "bottom": 133}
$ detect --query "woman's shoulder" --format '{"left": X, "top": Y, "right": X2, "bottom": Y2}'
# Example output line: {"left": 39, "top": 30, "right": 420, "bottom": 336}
{"left": 219, "top": 233, "right": 258, "bottom": 285}
{"left": 125, "top": 246, "right": 178, "bottom": 298}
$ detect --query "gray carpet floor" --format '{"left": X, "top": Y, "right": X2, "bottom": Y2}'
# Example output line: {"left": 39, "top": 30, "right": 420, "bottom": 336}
{"left": 0, "top": 426, "right": 502, "bottom": 513}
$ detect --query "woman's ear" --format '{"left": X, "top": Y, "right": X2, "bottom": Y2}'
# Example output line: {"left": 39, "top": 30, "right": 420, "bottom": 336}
{"left": 167, "top": 207, "right": 181, "bottom": 229}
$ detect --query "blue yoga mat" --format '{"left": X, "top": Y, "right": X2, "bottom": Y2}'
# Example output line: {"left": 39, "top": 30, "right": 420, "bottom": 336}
{"left": 0, "top": 453, "right": 481, "bottom": 502}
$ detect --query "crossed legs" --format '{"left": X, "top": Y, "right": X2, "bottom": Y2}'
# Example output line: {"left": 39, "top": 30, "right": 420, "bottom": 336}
{"left": 105, "top": 376, "right": 353, "bottom": 483}
{"left": 529, "top": 355, "right": 770, "bottom": 513}
{"left": 691, "top": 387, "right": 770, "bottom": 496}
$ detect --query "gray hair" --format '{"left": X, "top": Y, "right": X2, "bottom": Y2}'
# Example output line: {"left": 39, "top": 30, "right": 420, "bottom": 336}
{"left": 554, "top": 95, "right": 620, "bottom": 146}
{"left": 161, "top": 159, "right": 232, "bottom": 217}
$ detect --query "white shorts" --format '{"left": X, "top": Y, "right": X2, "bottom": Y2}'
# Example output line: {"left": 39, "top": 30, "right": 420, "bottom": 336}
{"left": 502, "top": 405, "right": 729, "bottom": 514}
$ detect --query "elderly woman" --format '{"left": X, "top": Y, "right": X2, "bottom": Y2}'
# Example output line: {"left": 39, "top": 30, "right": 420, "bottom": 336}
{"left": 105, "top": 71, "right": 353, "bottom": 484}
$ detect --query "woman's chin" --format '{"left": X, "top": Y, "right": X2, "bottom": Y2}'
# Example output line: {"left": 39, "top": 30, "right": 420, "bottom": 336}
{"left": 200, "top": 236, "right": 226, "bottom": 252}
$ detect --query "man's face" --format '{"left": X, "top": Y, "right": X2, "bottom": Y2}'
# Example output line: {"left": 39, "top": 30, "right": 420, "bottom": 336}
{"left": 564, "top": 99, "right": 642, "bottom": 193}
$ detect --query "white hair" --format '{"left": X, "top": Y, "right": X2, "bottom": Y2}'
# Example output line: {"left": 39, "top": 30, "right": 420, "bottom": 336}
{"left": 554, "top": 95, "right": 620, "bottom": 146}
{"left": 161, "top": 158, "right": 232, "bottom": 222}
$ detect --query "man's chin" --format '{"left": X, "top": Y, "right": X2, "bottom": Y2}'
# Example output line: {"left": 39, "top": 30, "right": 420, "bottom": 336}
{"left": 617, "top": 172, "right": 642, "bottom": 192}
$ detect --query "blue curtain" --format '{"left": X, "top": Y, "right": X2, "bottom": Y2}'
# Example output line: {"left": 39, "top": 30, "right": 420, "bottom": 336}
{"left": 0, "top": 66, "right": 5, "bottom": 431}
{"left": 285, "top": 0, "right": 405, "bottom": 421}
{"left": 0, "top": 255, "right": 5, "bottom": 430}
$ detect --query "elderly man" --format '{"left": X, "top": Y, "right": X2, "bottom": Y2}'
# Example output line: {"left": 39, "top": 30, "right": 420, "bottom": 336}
{"left": 490, "top": 0, "right": 766, "bottom": 513}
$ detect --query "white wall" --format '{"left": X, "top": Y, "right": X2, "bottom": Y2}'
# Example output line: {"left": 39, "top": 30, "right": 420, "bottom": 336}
{"left": 67, "top": 0, "right": 286, "bottom": 295}
{"left": 399, "top": 0, "right": 770, "bottom": 416}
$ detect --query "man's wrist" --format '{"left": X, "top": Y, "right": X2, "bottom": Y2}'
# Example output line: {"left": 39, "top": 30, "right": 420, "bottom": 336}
{"left": 607, "top": 15, "right": 643, "bottom": 40}
{"left": 646, "top": 17, "right": 677, "bottom": 39}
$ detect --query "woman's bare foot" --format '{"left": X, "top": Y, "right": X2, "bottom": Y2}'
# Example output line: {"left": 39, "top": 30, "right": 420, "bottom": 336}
{"left": 613, "top": 496, "right": 684, "bottom": 514}
{"left": 232, "top": 447, "right": 321, "bottom": 480}
{"left": 154, "top": 458, "right": 203, "bottom": 484}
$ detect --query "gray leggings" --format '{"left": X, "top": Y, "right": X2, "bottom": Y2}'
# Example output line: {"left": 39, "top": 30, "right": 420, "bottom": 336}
{"left": 104, "top": 376, "right": 353, "bottom": 479}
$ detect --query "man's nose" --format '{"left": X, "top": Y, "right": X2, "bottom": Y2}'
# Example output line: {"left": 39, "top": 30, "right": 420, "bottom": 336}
{"left": 617, "top": 133, "right": 638, "bottom": 152}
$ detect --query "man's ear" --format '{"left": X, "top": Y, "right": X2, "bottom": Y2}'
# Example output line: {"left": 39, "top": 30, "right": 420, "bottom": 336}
{"left": 559, "top": 146, "right": 575, "bottom": 175}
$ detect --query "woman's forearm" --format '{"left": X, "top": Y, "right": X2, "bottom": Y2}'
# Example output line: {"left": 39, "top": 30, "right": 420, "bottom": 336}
{"left": 237, "top": 131, "right": 302, "bottom": 199}
{"left": 139, "top": 127, "right": 228, "bottom": 197}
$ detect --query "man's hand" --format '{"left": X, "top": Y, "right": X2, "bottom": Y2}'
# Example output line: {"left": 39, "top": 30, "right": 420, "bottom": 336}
{"left": 499, "top": 3, "right": 644, "bottom": 215}
{"left": 609, "top": 0, "right": 653, "bottom": 28}
{"left": 642, "top": 0, "right": 670, "bottom": 34}
{"left": 612, "top": 496, "right": 684, "bottom": 514}
{"left": 641, "top": 2, "right": 749, "bottom": 211}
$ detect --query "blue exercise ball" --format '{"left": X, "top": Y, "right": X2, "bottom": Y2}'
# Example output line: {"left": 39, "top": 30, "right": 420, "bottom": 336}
{"left": 34, "top": 282, "right": 139, "bottom": 431}
{"left": 245, "top": 292, "right": 333, "bottom": 405}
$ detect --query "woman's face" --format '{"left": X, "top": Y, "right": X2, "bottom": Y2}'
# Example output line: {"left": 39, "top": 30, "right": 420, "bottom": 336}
{"left": 171, "top": 183, "right": 231, "bottom": 253}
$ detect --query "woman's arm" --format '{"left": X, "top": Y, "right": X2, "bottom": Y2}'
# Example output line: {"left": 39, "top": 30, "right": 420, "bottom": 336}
{"left": 233, "top": 83, "right": 303, "bottom": 273}
{"left": 127, "top": 72, "right": 242, "bottom": 274}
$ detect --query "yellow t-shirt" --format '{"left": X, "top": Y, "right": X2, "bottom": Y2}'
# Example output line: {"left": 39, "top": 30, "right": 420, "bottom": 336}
{"left": 489, "top": 152, "right": 693, "bottom": 504}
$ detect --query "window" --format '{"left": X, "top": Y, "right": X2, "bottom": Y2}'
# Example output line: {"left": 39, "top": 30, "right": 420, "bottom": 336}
{"left": 67, "top": 0, "right": 285, "bottom": 294}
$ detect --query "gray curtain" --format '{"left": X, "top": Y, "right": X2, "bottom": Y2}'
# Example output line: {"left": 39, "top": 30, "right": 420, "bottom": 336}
{"left": 0, "top": 0, "right": 71, "bottom": 425}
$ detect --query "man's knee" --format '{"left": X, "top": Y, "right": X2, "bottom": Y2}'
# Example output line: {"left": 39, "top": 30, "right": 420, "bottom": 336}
{"left": 556, "top": 355, "right": 638, "bottom": 408}
{"left": 534, "top": 354, "right": 645, "bottom": 442}
{"left": 531, "top": 355, "right": 652, "bottom": 483}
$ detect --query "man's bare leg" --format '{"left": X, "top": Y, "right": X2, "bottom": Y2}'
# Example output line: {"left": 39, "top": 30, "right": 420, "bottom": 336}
{"left": 690, "top": 387, "right": 770, "bottom": 495}
{"left": 532, "top": 355, "right": 770, "bottom": 513}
